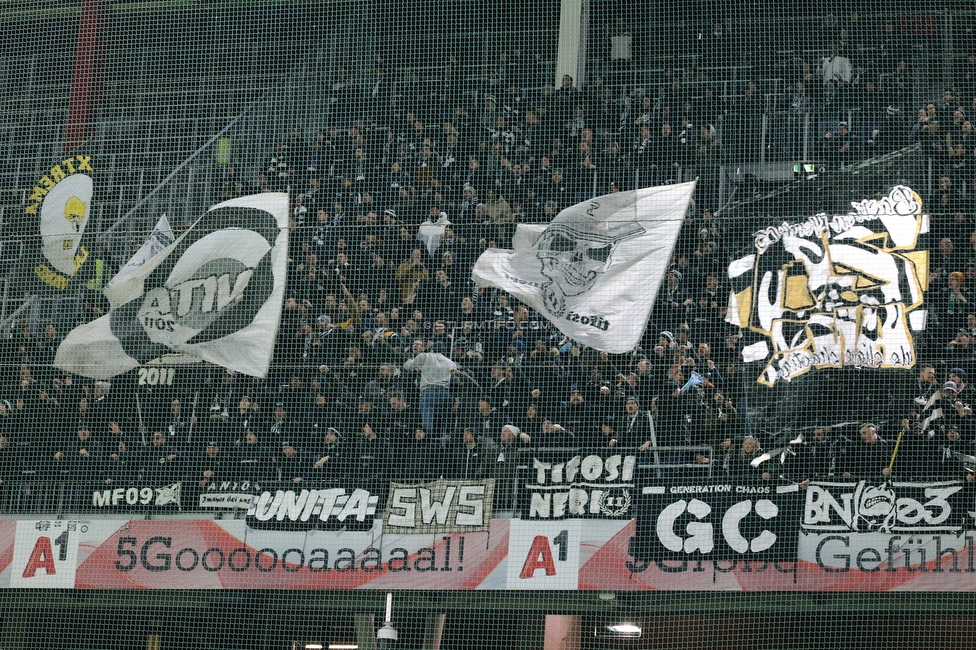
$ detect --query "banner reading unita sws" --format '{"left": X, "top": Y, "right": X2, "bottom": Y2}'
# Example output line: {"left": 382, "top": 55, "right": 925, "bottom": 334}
{"left": 2, "top": 480, "right": 975, "bottom": 590}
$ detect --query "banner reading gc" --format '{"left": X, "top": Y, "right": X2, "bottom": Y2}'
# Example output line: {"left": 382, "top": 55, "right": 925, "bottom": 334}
{"left": 632, "top": 483, "right": 801, "bottom": 562}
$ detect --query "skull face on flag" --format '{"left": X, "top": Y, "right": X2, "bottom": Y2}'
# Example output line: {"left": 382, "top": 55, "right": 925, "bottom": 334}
{"left": 535, "top": 210, "right": 646, "bottom": 316}
{"left": 727, "top": 185, "right": 929, "bottom": 385}
{"left": 471, "top": 182, "right": 696, "bottom": 354}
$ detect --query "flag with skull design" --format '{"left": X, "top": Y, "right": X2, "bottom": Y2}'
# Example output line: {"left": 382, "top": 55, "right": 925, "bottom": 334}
{"left": 471, "top": 182, "right": 695, "bottom": 353}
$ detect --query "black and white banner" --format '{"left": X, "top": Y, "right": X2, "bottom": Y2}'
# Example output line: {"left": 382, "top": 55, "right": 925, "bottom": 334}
{"left": 198, "top": 481, "right": 255, "bottom": 510}
{"left": 54, "top": 193, "right": 289, "bottom": 379}
{"left": 802, "top": 480, "right": 974, "bottom": 533}
{"left": 245, "top": 488, "right": 378, "bottom": 531}
{"left": 91, "top": 482, "right": 182, "bottom": 509}
{"left": 521, "top": 450, "right": 637, "bottom": 519}
{"left": 384, "top": 479, "right": 495, "bottom": 533}
{"left": 472, "top": 183, "right": 695, "bottom": 353}
{"left": 632, "top": 482, "right": 801, "bottom": 562}
{"left": 726, "top": 185, "right": 929, "bottom": 385}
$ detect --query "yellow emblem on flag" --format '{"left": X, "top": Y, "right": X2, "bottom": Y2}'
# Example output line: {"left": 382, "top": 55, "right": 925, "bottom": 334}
{"left": 63, "top": 196, "right": 87, "bottom": 231}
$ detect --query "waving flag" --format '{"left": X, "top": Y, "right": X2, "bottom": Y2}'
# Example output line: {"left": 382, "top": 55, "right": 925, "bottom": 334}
{"left": 22, "top": 153, "right": 98, "bottom": 293}
{"left": 54, "top": 193, "right": 289, "bottom": 379}
{"left": 471, "top": 182, "right": 695, "bottom": 353}
{"left": 679, "top": 370, "right": 706, "bottom": 395}
{"left": 726, "top": 185, "right": 929, "bottom": 385}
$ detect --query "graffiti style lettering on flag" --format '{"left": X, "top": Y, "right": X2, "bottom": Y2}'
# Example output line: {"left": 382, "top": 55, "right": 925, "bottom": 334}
{"left": 727, "top": 186, "right": 929, "bottom": 385}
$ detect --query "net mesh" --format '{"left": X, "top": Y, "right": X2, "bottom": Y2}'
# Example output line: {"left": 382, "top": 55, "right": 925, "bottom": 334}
{"left": 0, "top": 2, "right": 974, "bottom": 649}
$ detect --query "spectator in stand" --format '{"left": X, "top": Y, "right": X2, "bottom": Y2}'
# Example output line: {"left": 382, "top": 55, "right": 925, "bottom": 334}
{"left": 821, "top": 43, "right": 852, "bottom": 85}
{"left": 515, "top": 403, "right": 546, "bottom": 441}
{"left": 493, "top": 423, "right": 530, "bottom": 509}
{"left": 726, "top": 435, "right": 772, "bottom": 483}
{"left": 865, "top": 106, "right": 906, "bottom": 156}
{"left": 103, "top": 434, "right": 140, "bottom": 488}
{"left": 380, "top": 390, "right": 421, "bottom": 443}
{"left": 932, "top": 271, "right": 970, "bottom": 342}
{"left": 396, "top": 248, "right": 430, "bottom": 305}
{"left": 308, "top": 426, "right": 346, "bottom": 486}
{"left": 728, "top": 81, "right": 760, "bottom": 161}
{"left": 702, "top": 391, "right": 740, "bottom": 453}
{"left": 631, "top": 125, "right": 655, "bottom": 188}
{"left": 471, "top": 397, "right": 510, "bottom": 442}
{"left": 51, "top": 424, "right": 102, "bottom": 497}
{"left": 656, "top": 268, "right": 693, "bottom": 332}
{"left": 142, "top": 430, "right": 183, "bottom": 486}
{"left": 561, "top": 389, "right": 595, "bottom": 438}
{"left": 165, "top": 398, "right": 195, "bottom": 442}
{"left": 823, "top": 121, "right": 855, "bottom": 167}
{"left": 654, "top": 123, "right": 681, "bottom": 184}
{"left": 618, "top": 397, "right": 653, "bottom": 450}
{"left": 944, "top": 328, "right": 975, "bottom": 368}
{"left": 87, "top": 381, "right": 113, "bottom": 436}
{"left": 933, "top": 425, "right": 976, "bottom": 481}
{"left": 792, "top": 426, "right": 840, "bottom": 482}
{"left": 266, "top": 401, "right": 299, "bottom": 447}
{"left": 401, "top": 338, "right": 458, "bottom": 444}
{"left": 903, "top": 364, "right": 940, "bottom": 424}
{"left": 268, "top": 438, "right": 309, "bottom": 489}
{"left": 842, "top": 423, "right": 893, "bottom": 480}
{"left": 449, "top": 428, "right": 493, "bottom": 480}
{"left": 191, "top": 441, "right": 227, "bottom": 489}
{"left": 397, "top": 425, "right": 439, "bottom": 482}
{"left": 234, "top": 430, "right": 269, "bottom": 487}
{"left": 529, "top": 419, "right": 576, "bottom": 447}
{"left": 349, "top": 416, "right": 389, "bottom": 497}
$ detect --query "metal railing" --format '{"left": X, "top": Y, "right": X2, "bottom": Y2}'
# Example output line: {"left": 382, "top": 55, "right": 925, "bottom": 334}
{"left": 0, "top": 444, "right": 716, "bottom": 519}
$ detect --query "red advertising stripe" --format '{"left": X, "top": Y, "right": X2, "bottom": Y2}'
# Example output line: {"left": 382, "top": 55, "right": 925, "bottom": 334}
{"left": 60, "top": 519, "right": 976, "bottom": 591}
{"left": 74, "top": 520, "right": 510, "bottom": 590}
{"left": 0, "top": 521, "right": 17, "bottom": 577}
{"left": 363, "top": 519, "right": 509, "bottom": 590}
{"left": 578, "top": 521, "right": 976, "bottom": 592}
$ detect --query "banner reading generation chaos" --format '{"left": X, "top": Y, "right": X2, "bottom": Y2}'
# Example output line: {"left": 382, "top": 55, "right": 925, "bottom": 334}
{"left": 632, "top": 482, "right": 802, "bottom": 562}
{"left": 726, "top": 185, "right": 929, "bottom": 385}
{"left": 23, "top": 154, "right": 97, "bottom": 292}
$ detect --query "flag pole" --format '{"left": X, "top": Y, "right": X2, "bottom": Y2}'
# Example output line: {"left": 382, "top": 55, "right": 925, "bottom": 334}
{"left": 888, "top": 429, "right": 905, "bottom": 472}
{"left": 185, "top": 389, "right": 200, "bottom": 444}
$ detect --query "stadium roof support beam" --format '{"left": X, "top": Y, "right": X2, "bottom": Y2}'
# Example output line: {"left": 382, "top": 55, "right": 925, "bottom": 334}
{"left": 0, "top": 0, "right": 362, "bottom": 23}
{"left": 555, "top": 0, "right": 588, "bottom": 87}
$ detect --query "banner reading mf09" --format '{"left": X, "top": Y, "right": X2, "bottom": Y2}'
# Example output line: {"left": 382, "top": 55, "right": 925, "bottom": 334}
{"left": 632, "top": 483, "right": 801, "bottom": 562}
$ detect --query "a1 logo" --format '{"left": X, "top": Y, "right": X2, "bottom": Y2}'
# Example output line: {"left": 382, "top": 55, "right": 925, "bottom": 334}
{"left": 506, "top": 520, "right": 580, "bottom": 589}
{"left": 10, "top": 520, "right": 83, "bottom": 588}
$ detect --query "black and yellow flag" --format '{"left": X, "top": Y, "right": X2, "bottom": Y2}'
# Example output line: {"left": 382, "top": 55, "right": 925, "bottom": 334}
{"left": 21, "top": 153, "right": 97, "bottom": 293}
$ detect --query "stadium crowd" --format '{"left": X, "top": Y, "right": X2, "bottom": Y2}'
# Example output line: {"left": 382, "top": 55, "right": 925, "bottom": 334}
{"left": 5, "top": 12, "right": 976, "bottom": 511}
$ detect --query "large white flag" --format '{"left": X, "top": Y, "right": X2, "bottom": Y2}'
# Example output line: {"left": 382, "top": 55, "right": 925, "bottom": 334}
{"left": 472, "top": 182, "right": 695, "bottom": 353}
{"left": 54, "top": 193, "right": 289, "bottom": 379}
